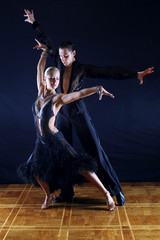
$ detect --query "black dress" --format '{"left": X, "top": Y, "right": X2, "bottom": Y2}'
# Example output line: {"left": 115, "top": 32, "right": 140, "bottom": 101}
{"left": 17, "top": 95, "right": 97, "bottom": 192}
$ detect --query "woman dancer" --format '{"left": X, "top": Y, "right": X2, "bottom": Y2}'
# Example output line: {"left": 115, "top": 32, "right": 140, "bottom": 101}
{"left": 18, "top": 40, "right": 115, "bottom": 211}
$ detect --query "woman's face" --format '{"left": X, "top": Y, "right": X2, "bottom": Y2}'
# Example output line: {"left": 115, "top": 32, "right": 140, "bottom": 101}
{"left": 45, "top": 70, "right": 60, "bottom": 90}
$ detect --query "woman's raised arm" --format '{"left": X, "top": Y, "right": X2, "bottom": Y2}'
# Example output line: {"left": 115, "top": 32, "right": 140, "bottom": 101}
{"left": 33, "top": 39, "right": 48, "bottom": 95}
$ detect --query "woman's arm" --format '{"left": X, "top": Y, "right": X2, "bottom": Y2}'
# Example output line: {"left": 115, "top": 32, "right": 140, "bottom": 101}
{"left": 33, "top": 39, "right": 48, "bottom": 95}
{"left": 57, "top": 86, "right": 114, "bottom": 106}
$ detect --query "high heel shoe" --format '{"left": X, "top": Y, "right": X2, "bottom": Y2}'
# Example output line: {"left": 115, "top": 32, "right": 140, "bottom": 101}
{"left": 105, "top": 191, "right": 115, "bottom": 211}
{"left": 41, "top": 194, "right": 55, "bottom": 210}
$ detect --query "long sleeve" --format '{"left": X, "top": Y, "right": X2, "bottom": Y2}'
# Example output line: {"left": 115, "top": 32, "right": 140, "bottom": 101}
{"left": 84, "top": 64, "right": 138, "bottom": 80}
{"left": 32, "top": 21, "right": 56, "bottom": 57}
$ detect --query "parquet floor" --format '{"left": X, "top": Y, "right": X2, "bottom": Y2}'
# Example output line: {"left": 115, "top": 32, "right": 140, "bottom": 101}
{"left": 0, "top": 182, "right": 160, "bottom": 240}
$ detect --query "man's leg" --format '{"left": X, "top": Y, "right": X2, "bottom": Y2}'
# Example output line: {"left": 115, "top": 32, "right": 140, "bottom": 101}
{"left": 54, "top": 113, "right": 74, "bottom": 202}
{"left": 72, "top": 112, "right": 125, "bottom": 205}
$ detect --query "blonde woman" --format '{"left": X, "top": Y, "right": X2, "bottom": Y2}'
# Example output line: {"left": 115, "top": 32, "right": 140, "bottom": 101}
{"left": 18, "top": 40, "right": 116, "bottom": 211}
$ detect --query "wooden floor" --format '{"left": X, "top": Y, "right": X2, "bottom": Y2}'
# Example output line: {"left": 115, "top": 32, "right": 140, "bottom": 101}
{"left": 0, "top": 182, "right": 160, "bottom": 240}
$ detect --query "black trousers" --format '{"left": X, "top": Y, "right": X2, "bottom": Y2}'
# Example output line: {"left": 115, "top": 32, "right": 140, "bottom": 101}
{"left": 56, "top": 102, "right": 122, "bottom": 196}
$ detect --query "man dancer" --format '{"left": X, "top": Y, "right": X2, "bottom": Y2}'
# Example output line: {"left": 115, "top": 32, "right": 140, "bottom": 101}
{"left": 24, "top": 9, "right": 154, "bottom": 205}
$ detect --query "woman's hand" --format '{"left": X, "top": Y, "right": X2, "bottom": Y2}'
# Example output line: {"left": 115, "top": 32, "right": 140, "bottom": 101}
{"left": 98, "top": 86, "right": 115, "bottom": 100}
{"left": 33, "top": 39, "right": 48, "bottom": 52}
{"left": 137, "top": 67, "right": 154, "bottom": 85}
{"left": 24, "top": 9, "right": 35, "bottom": 24}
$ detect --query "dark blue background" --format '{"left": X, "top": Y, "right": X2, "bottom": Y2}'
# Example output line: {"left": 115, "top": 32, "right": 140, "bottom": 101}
{"left": 1, "top": 0, "right": 160, "bottom": 183}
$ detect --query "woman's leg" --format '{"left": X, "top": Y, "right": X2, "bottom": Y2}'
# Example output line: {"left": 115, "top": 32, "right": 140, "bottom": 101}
{"left": 36, "top": 176, "right": 54, "bottom": 209}
{"left": 81, "top": 171, "right": 115, "bottom": 211}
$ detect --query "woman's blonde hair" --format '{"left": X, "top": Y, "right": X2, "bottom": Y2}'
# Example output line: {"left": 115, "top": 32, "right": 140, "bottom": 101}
{"left": 44, "top": 67, "right": 59, "bottom": 78}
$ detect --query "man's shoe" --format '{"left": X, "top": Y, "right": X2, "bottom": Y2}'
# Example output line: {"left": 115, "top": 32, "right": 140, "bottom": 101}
{"left": 54, "top": 195, "right": 73, "bottom": 203}
{"left": 54, "top": 186, "right": 74, "bottom": 203}
{"left": 116, "top": 192, "right": 125, "bottom": 206}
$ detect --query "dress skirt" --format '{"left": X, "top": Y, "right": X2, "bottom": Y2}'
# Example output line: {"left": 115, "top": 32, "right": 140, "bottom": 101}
{"left": 17, "top": 131, "right": 98, "bottom": 192}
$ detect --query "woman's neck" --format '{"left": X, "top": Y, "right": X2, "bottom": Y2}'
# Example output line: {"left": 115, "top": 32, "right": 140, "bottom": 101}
{"left": 44, "top": 89, "right": 56, "bottom": 97}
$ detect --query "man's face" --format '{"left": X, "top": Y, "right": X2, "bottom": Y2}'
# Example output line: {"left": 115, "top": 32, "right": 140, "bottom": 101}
{"left": 59, "top": 48, "right": 76, "bottom": 67}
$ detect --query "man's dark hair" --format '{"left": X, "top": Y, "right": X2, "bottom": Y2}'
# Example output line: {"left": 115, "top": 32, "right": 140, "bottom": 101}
{"left": 59, "top": 41, "right": 75, "bottom": 52}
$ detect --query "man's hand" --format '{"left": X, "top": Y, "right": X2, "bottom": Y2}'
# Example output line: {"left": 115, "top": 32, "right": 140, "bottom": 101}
{"left": 137, "top": 67, "right": 154, "bottom": 85}
{"left": 24, "top": 9, "right": 35, "bottom": 24}
{"left": 33, "top": 39, "right": 48, "bottom": 52}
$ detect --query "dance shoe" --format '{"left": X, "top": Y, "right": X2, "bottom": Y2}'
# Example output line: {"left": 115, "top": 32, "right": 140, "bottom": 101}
{"left": 116, "top": 191, "right": 125, "bottom": 206}
{"left": 54, "top": 195, "right": 73, "bottom": 203}
{"left": 54, "top": 188, "right": 74, "bottom": 203}
{"left": 41, "top": 194, "right": 55, "bottom": 209}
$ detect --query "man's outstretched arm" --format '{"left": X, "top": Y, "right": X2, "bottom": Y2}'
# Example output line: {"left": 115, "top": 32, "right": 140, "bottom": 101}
{"left": 24, "top": 9, "right": 56, "bottom": 57}
{"left": 84, "top": 64, "right": 154, "bottom": 84}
